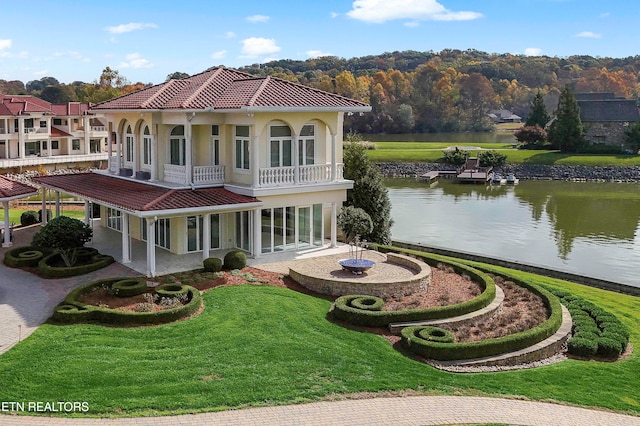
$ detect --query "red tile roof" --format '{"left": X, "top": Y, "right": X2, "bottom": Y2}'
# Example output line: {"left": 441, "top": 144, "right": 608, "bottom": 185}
{"left": 32, "top": 173, "right": 260, "bottom": 214}
{"left": 92, "top": 67, "right": 370, "bottom": 112}
{"left": 0, "top": 175, "right": 39, "bottom": 200}
{"left": 50, "top": 127, "right": 73, "bottom": 137}
{"left": 0, "top": 95, "right": 91, "bottom": 117}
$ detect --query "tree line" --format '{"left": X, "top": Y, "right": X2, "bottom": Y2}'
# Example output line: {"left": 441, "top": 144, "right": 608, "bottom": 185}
{"left": 2, "top": 49, "right": 639, "bottom": 134}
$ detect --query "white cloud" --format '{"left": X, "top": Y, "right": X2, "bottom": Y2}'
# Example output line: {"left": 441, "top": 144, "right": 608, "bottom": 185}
{"left": 575, "top": 31, "right": 602, "bottom": 39}
{"left": 211, "top": 50, "right": 227, "bottom": 59}
{"left": 106, "top": 22, "right": 158, "bottom": 34}
{"left": 404, "top": 21, "right": 420, "bottom": 27}
{"left": 330, "top": 12, "right": 339, "bottom": 18}
{"left": 33, "top": 70, "right": 49, "bottom": 77}
{"left": 524, "top": 48, "right": 542, "bottom": 56}
{"left": 118, "top": 53, "right": 153, "bottom": 69}
{"left": 346, "top": 0, "right": 482, "bottom": 23}
{"left": 307, "top": 50, "right": 334, "bottom": 58}
{"left": 240, "top": 37, "right": 281, "bottom": 57}
{"left": 246, "top": 14, "right": 270, "bottom": 23}
{"left": 599, "top": 12, "right": 611, "bottom": 18}
{"left": 0, "top": 39, "right": 11, "bottom": 50}
{"left": 224, "top": 31, "right": 237, "bottom": 39}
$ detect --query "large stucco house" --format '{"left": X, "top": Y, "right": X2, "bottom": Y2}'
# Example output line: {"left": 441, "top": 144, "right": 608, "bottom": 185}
{"left": 0, "top": 95, "right": 109, "bottom": 171}
{"left": 32, "top": 67, "right": 371, "bottom": 276}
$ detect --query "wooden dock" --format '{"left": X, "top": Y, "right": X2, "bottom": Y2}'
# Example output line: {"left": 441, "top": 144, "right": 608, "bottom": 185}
{"left": 456, "top": 169, "right": 492, "bottom": 183}
{"left": 419, "top": 170, "right": 458, "bottom": 182}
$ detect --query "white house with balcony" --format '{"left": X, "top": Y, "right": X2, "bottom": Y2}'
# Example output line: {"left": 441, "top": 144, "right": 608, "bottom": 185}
{"left": 33, "top": 66, "right": 371, "bottom": 276}
{"left": 0, "top": 95, "right": 109, "bottom": 171}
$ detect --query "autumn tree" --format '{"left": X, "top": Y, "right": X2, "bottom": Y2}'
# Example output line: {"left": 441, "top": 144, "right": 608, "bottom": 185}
{"left": 457, "top": 73, "right": 498, "bottom": 131}
{"left": 547, "top": 85, "right": 586, "bottom": 152}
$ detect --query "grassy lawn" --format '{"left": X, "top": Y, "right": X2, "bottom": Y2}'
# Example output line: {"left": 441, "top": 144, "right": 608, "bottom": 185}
{"left": 0, "top": 263, "right": 639, "bottom": 418}
{"left": 366, "top": 142, "right": 640, "bottom": 166}
{"left": 0, "top": 208, "right": 85, "bottom": 224}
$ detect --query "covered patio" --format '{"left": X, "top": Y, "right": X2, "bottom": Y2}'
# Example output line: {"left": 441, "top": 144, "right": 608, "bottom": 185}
{"left": 0, "top": 175, "right": 39, "bottom": 247}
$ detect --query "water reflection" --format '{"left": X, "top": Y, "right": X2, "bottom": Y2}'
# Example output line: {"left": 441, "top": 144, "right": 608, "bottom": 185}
{"left": 385, "top": 178, "right": 640, "bottom": 285}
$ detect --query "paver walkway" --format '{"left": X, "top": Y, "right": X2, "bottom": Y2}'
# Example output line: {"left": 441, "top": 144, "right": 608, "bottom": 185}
{"left": 1, "top": 228, "right": 639, "bottom": 425}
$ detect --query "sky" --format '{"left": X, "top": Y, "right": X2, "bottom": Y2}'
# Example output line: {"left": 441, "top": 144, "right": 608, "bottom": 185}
{"left": 1, "top": 0, "right": 639, "bottom": 85}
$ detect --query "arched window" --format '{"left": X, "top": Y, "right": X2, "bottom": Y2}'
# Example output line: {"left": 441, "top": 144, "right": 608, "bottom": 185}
{"left": 269, "top": 123, "right": 292, "bottom": 167}
{"left": 169, "top": 125, "right": 185, "bottom": 165}
{"left": 124, "top": 124, "right": 134, "bottom": 163}
{"left": 298, "top": 124, "right": 315, "bottom": 165}
{"left": 142, "top": 125, "right": 152, "bottom": 167}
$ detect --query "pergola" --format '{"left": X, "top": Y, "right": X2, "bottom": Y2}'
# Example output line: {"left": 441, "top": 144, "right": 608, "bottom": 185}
{"left": 0, "top": 175, "right": 39, "bottom": 247}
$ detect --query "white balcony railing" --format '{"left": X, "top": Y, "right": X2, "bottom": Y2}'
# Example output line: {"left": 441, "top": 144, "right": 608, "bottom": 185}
{"left": 259, "top": 163, "right": 343, "bottom": 187}
{"left": 0, "top": 153, "right": 108, "bottom": 168}
{"left": 193, "top": 165, "right": 225, "bottom": 185}
{"left": 108, "top": 156, "right": 119, "bottom": 174}
{"left": 91, "top": 126, "right": 107, "bottom": 132}
{"left": 163, "top": 164, "right": 187, "bottom": 184}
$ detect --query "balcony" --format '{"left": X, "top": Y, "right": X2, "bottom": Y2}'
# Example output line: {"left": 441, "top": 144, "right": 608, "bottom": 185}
{"left": 164, "top": 164, "right": 226, "bottom": 186}
{"left": 259, "top": 163, "right": 343, "bottom": 187}
{"left": 0, "top": 153, "right": 109, "bottom": 168}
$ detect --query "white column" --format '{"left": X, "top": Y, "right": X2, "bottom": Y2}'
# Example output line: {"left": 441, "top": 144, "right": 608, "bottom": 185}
{"left": 41, "top": 188, "right": 47, "bottom": 225}
{"left": 331, "top": 202, "right": 338, "bottom": 247}
{"left": 2, "top": 201, "right": 11, "bottom": 247}
{"left": 83, "top": 116, "right": 90, "bottom": 154}
{"left": 150, "top": 134, "right": 157, "bottom": 181}
{"left": 252, "top": 134, "right": 259, "bottom": 187}
{"left": 55, "top": 191, "right": 61, "bottom": 218}
{"left": 252, "top": 208, "right": 261, "bottom": 258}
{"left": 84, "top": 200, "right": 91, "bottom": 225}
{"left": 146, "top": 217, "right": 156, "bottom": 277}
{"left": 331, "top": 133, "right": 337, "bottom": 181}
{"left": 185, "top": 121, "right": 193, "bottom": 185}
{"left": 18, "top": 118, "right": 25, "bottom": 159}
{"left": 115, "top": 130, "right": 121, "bottom": 172}
{"left": 293, "top": 131, "right": 300, "bottom": 184}
{"left": 202, "top": 213, "right": 211, "bottom": 260}
{"left": 121, "top": 212, "right": 130, "bottom": 263}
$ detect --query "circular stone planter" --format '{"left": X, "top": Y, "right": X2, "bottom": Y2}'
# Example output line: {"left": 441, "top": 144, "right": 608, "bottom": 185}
{"left": 339, "top": 258, "right": 376, "bottom": 274}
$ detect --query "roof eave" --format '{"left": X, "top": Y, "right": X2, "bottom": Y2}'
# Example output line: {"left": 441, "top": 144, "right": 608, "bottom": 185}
{"left": 242, "top": 106, "right": 372, "bottom": 113}
{"left": 136, "top": 201, "right": 264, "bottom": 218}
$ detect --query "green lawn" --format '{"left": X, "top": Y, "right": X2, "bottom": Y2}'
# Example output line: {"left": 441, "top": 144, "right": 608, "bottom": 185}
{"left": 0, "top": 264, "right": 639, "bottom": 418}
{"left": 0, "top": 208, "right": 84, "bottom": 225}
{"left": 366, "top": 142, "right": 640, "bottom": 166}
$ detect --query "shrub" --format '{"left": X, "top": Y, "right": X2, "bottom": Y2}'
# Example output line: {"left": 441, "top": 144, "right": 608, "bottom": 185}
{"left": 38, "top": 209, "right": 52, "bottom": 223}
{"left": 416, "top": 326, "right": 455, "bottom": 344}
{"left": 111, "top": 278, "right": 147, "bottom": 298}
{"left": 567, "top": 337, "right": 598, "bottom": 358}
{"left": 20, "top": 211, "right": 38, "bottom": 226}
{"left": 155, "top": 283, "right": 190, "bottom": 299}
{"left": 37, "top": 251, "right": 114, "bottom": 278}
{"left": 442, "top": 147, "right": 468, "bottom": 165}
{"left": 223, "top": 250, "right": 247, "bottom": 270}
{"left": 3, "top": 245, "right": 51, "bottom": 268}
{"left": 203, "top": 257, "right": 223, "bottom": 272}
{"left": 597, "top": 337, "right": 623, "bottom": 359}
{"left": 478, "top": 150, "right": 507, "bottom": 167}
{"left": 32, "top": 216, "right": 93, "bottom": 253}
{"left": 337, "top": 206, "right": 373, "bottom": 243}
{"left": 348, "top": 295, "right": 384, "bottom": 311}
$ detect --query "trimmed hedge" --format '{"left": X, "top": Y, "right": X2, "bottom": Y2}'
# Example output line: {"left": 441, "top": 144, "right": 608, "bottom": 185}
{"left": 112, "top": 278, "right": 147, "bottom": 297}
{"left": 203, "top": 257, "right": 223, "bottom": 272}
{"left": 547, "top": 288, "right": 630, "bottom": 359}
{"left": 331, "top": 252, "right": 496, "bottom": 328}
{"left": 155, "top": 283, "right": 190, "bottom": 299}
{"left": 51, "top": 278, "right": 202, "bottom": 326}
{"left": 223, "top": 250, "right": 247, "bottom": 270}
{"left": 20, "top": 210, "right": 38, "bottom": 226}
{"left": 37, "top": 251, "right": 114, "bottom": 278}
{"left": 3, "top": 245, "right": 53, "bottom": 268}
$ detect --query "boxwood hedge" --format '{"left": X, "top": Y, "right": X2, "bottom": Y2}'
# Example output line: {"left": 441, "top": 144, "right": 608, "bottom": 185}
{"left": 331, "top": 252, "right": 496, "bottom": 327}
{"left": 4, "top": 245, "right": 53, "bottom": 268}
{"left": 37, "top": 251, "right": 114, "bottom": 278}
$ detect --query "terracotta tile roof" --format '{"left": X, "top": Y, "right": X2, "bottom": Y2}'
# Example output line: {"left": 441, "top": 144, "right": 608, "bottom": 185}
{"left": 32, "top": 173, "right": 259, "bottom": 214}
{"left": 50, "top": 127, "right": 73, "bottom": 137}
{"left": 0, "top": 175, "right": 38, "bottom": 200}
{"left": 0, "top": 95, "right": 91, "bottom": 117}
{"left": 92, "top": 67, "right": 370, "bottom": 111}
{"left": 50, "top": 102, "right": 91, "bottom": 116}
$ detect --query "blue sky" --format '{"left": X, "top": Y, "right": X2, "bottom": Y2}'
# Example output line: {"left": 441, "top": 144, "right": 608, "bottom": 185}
{"left": 1, "top": 0, "right": 638, "bottom": 85}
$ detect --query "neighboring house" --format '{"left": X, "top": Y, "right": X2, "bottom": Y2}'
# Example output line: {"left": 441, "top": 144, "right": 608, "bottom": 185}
{"left": 33, "top": 66, "right": 371, "bottom": 276}
{"left": 488, "top": 110, "right": 521, "bottom": 123}
{"left": 576, "top": 93, "right": 640, "bottom": 148}
{"left": 0, "top": 95, "right": 109, "bottom": 171}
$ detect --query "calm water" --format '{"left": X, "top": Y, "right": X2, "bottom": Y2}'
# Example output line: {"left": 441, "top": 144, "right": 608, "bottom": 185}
{"left": 365, "top": 132, "right": 517, "bottom": 144}
{"left": 386, "top": 178, "right": 640, "bottom": 287}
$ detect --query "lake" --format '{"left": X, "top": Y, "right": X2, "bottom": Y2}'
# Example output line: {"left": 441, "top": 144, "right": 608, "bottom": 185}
{"left": 385, "top": 178, "right": 640, "bottom": 287}
{"left": 364, "top": 132, "right": 517, "bottom": 144}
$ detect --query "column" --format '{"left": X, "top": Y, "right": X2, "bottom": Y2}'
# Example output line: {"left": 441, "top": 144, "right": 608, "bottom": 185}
{"left": 293, "top": 131, "right": 300, "bottom": 184}
{"left": 55, "top": 191, "right": 61, "bottom": 218}
{"left": 84, "top": 200, "right": 91, "bottom": 225}
{"left": 41, "top": 188, "right": 48, "bottom": 226}
{"left": 83, "top": 116, "right": 90, "bottom": 154}
{"left": 185, "top": 121, "right": 193, "bottom": 185}
{"left": 252, "top": 134, "right": 259, "bottom": 187}
{"left": 331, "top": 133, "right": 337, "bottom": 181}
{"left": 331, "top": 202, "right": 338, "bottom": 247}
{"left": 202, "top": 213, "right": 211, "bottom": 260}
{"left": 150, "top": 134, "right": 157, "bottom": 181}
{"left": 252, "top": 208, "right": 261, "bottom": 258}
{"left": 146, "top": 217, "right": 156, "bottom": 277}
{"left": 121, "top": 212, "right": 130, "bottom": 263}
{"left": 18, "top": 118, "right": 25, "bottom": 159}
{"left": 2, "top": 201, "right": 11, "bottom": 248}
{"left": 115, "top": 129, "right": 121, "bottom": 173}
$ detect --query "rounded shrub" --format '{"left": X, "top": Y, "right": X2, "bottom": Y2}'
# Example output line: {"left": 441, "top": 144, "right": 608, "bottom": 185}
{"left": 3, "top": 245, "right": 50, "bottom": 268}
{"left": 155, "top": 283, "right": 189, "bottom": 299}
{"left": 73, "top": 247, "right": 99, "bottom": 263}
{"left": 417, "top": 326, "right": 455, "bottom": 344}
{"left": 597, "top": 337, "right": 623, "bottom": 359}
{"left": 203, "top": 257, "right": 223, "bottom": 272}
{"left": 223, "top": 250, "right": 247, "bottom": 270}
{"left": 349, "top": 295, "right": 384, "bottom": 311}
{"left": 31, "top": 216, "right": 92, "bottom": 252}
{"left": 567, "top": 337, "right": 598, "bottom": 358}
{"left": 20, "top": 210, "right": 38, "bottom": 226}
{"left": 112, "top": 278, "right": 147, "bottom": 298}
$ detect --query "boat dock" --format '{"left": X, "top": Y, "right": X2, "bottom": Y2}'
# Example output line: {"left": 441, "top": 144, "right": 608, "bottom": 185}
{"left": 419, "top": 170, "right": 458, "bottom": 182}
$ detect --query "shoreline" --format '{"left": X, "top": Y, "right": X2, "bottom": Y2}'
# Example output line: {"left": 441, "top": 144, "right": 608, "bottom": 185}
{"left": 376, "top": 162, "right": 640, "bottom": 182}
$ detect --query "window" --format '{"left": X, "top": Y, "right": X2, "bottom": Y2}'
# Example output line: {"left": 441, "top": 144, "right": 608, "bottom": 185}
{"left": 25, "top": 141, "right": 40, "bottom": 156}
{"left": 39, "top": 121, "right": 47, "bottom": 128}
{"left": 187, "top": 216, "right": 203, "bottom": 252}
{"left": 210, "top": 214, "right": 220, "bottom": 249}
{"left": 234, "top": 126, "right": 250, "bottom": 170}
{"left": 141, "top": 218, "right": 171, "bottom": 250}
{"left": 142, "top": 126, "right": 152, "bottom": 166}
{"left": 51, "top": 140, "right": 59, "bottom": 150}
{"left": 235, "top": 211, "right": 251, "bottom": 251}
{"left": 211, "top": 125, "right": 220, "bottom": 165}
{"left": 299, "top": 124, "right": 315, "bottom": 165}
{"left": 169, "top": 125, "right": 185, "bottom": 166}
{"left": 53, "top": 118, "right": 62, "bottom": 126}
{"left": 125, "top": 125, "right": 133, "bottom": 162}
{"left": 72, "top": 139, "right": 81, "bottom": 151}
{"left": 90, "top": 139, "right": 100, "bottom": 153}
{"left": 107, "top": 208, "right": 121, "bottom": 231}
{"left": 269, "top": 125, "right": 293, "bottom": 167}
{"left": 42, "top": 141, "right": 47, "bottom": 150}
